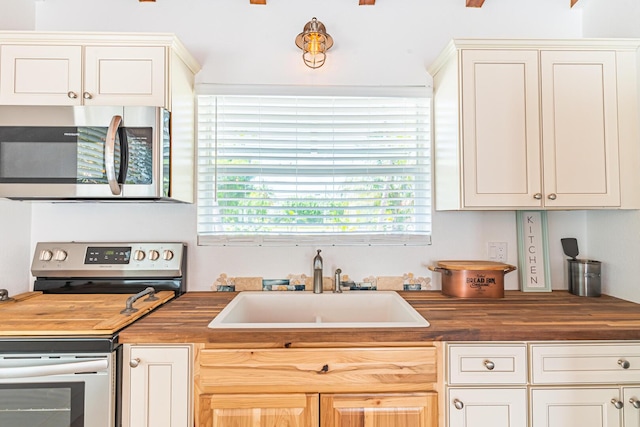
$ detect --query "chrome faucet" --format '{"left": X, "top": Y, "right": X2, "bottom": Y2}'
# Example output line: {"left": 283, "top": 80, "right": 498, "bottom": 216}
{"left": 313, "top": 249, "right": 323, "bottom": 294}
{"left": 333, "top": 268, "right": 343, "bottom": 293}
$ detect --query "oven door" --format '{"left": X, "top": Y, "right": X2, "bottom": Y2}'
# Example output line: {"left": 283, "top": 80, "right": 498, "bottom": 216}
{"left": 0, "top": 105, "right": 165, "bottom": 199}
{"left": 0, "top": 353, "right": 115, "bottom": 427}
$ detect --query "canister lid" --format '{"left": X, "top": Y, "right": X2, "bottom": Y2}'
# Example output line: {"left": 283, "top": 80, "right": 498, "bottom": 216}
{"left": 435, "top": 260, "right": 516, "bottom": 271}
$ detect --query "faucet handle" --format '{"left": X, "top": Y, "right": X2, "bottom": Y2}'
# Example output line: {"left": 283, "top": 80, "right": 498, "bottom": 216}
{"left": 334, "top": 269, "right": 343, "bottom": 293}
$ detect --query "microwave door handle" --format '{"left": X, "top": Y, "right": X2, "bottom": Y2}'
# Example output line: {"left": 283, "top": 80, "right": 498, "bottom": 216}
{"left": 105, "top": 115, "right": 123, "bottom": 195}
{"left": 0, "top": 359, "right": 109, "bottom": 379}
{"left": 119, "top": 125, "right": 129, "bottom": 185}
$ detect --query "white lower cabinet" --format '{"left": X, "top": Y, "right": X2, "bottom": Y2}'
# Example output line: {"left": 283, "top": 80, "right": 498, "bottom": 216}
{"left": 447, "top": 342, "right": 640, "bottom": 427}
{"left": 531, "top": 388, "right": 620, "bottom": 427}
{"left": 122, "top": 344, "right": 192, "bottom": 427}
{"left": 446, "top": 344, "right": 528, "bottom": 427}
{"left": 623, "top": 387, "right": 640, "bottom": 427}
{"left": 448, "top": 388, "right": 527, "bottom": 427}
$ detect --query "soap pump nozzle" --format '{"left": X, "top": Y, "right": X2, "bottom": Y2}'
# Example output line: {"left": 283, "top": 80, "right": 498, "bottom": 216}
{"left": 313, "top": 249, "right": 323, "bottom": 294}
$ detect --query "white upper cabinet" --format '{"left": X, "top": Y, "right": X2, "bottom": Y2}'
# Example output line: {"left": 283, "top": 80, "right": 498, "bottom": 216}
{"left": 540, "top": 50, "right": 620, "bottom": 208}
{"left": 0, "top": 33, "right": 200, "bottom": 110}
{"left": 460, "top": 49, "right": 542, "bottom": 208}
{"left": 429, "top": 39, "right": 640, "bottom": 210}
{"left": 0, "top": 44, "right": 83, "bottom": 105}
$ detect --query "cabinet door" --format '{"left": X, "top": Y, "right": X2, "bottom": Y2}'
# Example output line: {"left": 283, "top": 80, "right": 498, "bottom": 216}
{"left": 624, "top": 387, "right": 640, "bottom": 427}
{"left": 540, "top": 50, "right": 620, "bottom": 207}
{"left": 531, "top": 388, "right": 621, "bottom": 427}
{"left": 0, "top": 44, "right": 82, "bottom": 105}
{"left": 448, "top": 388, "right": 527, "bottom": 427}
{"left": 84, "top": 46, "right": 166, "bottom": 106}
{"left": 320, "top": 392, "right": 437, "bottom": 427}
{"left": 461, "top": 49, "right": 542, "bottom": 208}
{"left": 124, "top": 345, "right": 191, "bottom": 427}
{"left": 200, "top": 393, "right": 318, "bottom": 427}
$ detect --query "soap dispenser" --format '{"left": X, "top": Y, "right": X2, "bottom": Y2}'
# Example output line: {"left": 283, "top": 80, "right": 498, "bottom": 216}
{"left": 313, "top": 249, "right": 323, "bottom": 294}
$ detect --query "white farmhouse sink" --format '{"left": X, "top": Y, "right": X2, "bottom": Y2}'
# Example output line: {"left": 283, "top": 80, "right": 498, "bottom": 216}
{"left": 208, "top": 291, "right": 430, "bottom": 329}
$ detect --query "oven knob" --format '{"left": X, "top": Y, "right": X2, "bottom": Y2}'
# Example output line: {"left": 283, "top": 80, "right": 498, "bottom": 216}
{"left": 149, "top": 250, "right": 160, "bottom": 261}
{"left": 53, "top": 249, "right": 68, "bottom": 262}
{"left": 134, "top": 250, "right": 146, "bottom": 261}
{"left": 163, "top": 250, "right": 174, "bottom": 261}
{"left": 39, "top": 250, "right": 53, "bottom": 262}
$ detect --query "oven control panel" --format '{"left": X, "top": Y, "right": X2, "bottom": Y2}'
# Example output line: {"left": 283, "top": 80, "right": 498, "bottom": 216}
{"left": 31, "top": 242, "right": 185, "bottom": 278}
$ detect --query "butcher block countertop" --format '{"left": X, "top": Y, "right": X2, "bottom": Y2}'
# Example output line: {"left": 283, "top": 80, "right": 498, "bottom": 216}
{"left": 0, "top": 291, "right": 175, "bottom": 336}
{"left": 117, "top": 290, "right": 640, "bottom": 347}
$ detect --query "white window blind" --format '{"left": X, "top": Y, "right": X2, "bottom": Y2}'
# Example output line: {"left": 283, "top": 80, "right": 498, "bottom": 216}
{"left": 197, "top": 93, "right": 432, "bottom": 246}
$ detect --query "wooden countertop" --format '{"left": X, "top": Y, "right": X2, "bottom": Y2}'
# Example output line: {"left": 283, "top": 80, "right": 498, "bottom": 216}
{"left": 0, "top": 291, "right": 175, "bottom": 336}
{"left": 117, "top": 290, "right": 640, "bottom": 347}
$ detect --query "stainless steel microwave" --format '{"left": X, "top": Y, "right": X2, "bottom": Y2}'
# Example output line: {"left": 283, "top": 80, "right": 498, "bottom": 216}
{"left": 0, "top": 106, "right": 193, "bottom": 202}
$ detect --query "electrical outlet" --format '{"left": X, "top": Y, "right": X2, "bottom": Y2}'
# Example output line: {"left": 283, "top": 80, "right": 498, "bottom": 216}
{"left": 488, "top": 242, "right": 507, "bottom": 262}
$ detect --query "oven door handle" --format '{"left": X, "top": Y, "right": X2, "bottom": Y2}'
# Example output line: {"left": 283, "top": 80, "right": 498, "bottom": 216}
{"left": 0, "top": 358, "right": 108, "bottom": 379}
{"left": 105, "top": 115, "right": 123, "bottom": 196}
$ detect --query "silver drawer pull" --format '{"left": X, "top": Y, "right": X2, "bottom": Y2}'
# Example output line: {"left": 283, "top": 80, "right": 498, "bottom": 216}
{"left": 484, "top": 360, "right": 495, "bottom": 371}
{"left": 619, "top": 359, "right": 631, "bottom": 369}
{"left": 630, "top": 398, "right": 640, "bottom": 409}
{"left": 129, "top": 358, "right": 141, "bottom": 368}
{"left": 453, "top": 399, "right": 464, "bottom": 410}
{"left": 612, "top": 399, "right": 624, "bottom": 409}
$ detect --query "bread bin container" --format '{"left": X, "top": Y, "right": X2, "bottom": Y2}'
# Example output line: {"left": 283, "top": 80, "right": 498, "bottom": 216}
{"left": 428, "top": 260, "right": 517, "bottom": 298}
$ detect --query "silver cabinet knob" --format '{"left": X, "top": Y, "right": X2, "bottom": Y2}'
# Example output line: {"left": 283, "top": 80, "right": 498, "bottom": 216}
{"left": 129, "top": 358, "right": 141, "bottom": 368}
{"left": 548, "top": 193, "right": 557, "bottom": 200}
{"left": 612, "top": 398, "right": 624, "bottom": 409}
{"left": 619, "top": 359, "right": 631, "bottom": 369}
{"left": 630, "top": 398, "right": 640, "bottom": 409}
{"left": 453, "top": 399, "right": 464, "bottom": 410}
{"left": 83, "top": 92, "right": 93, "bottom": 100}
{"left": 67, "top": 91, "right": 78, "bottom": 99}
{"left": 484, "top": 360, "right": 495, "bottom": 371}
{"left": 533, "top": 193, "right": 542, "bottom": 200}
{"left": 163, "top": 250, "right": 174, "bottom": 261}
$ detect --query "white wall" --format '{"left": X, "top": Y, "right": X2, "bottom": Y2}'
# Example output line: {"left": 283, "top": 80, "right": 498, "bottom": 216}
{"left": 1, "top": 0, "right": 590, "bottom": 292}
{"left": 0, "top": 0, "right": 35, "bottom": 30}
{"left": 29, "top": 203, "right": 585, "bottom": 292}
{"left": 582, "top": 0, "right": 640, "bottom": 38}
{"left": 581, "top": 0, "right": 640, "bottom": 303}
{"left": 0, "top": 200, "right": 31, "bottom": 295}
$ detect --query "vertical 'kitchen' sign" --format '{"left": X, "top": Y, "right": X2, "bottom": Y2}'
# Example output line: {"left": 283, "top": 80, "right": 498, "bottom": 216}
{"left": 516, "top": 211, "right": 551, "bottom": 292}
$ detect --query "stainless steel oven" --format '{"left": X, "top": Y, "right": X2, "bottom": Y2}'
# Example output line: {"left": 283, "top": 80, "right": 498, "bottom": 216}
{"left": 0, "top": 106, "right": 191, "bottom": 201}
{"left": 0, "top": 347, "right": 115, "bottom": 427}
{"left": 0, "top": 242, "right": 187, "bottom": 427}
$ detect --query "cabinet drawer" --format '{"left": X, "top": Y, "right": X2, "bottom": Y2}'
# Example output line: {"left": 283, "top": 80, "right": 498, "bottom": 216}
{"left": 531, "top": 343, "right": 640, "bottom": 384}
{"left": 197, "top": 347, "right": 437, "bottom": 394}
{"left": 448, "top": 344, "right": 527, "bottom": 384}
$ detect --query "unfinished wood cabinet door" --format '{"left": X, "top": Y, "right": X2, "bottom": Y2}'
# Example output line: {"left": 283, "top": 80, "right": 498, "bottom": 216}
{"left": 320, "top": 392, "right": 437, "bottom": 427}
{"left": 199, "top": 393, "right": 318, "bottom": 427}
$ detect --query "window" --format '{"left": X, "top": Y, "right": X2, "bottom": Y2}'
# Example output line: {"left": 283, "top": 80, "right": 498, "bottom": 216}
{"left": 197, "top": 87, "right": 431, "bottom": 246}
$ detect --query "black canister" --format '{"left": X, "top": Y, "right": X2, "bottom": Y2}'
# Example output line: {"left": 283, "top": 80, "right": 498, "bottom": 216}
{"left": 567, "top": 259, "right": 602, "bottom": 297}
